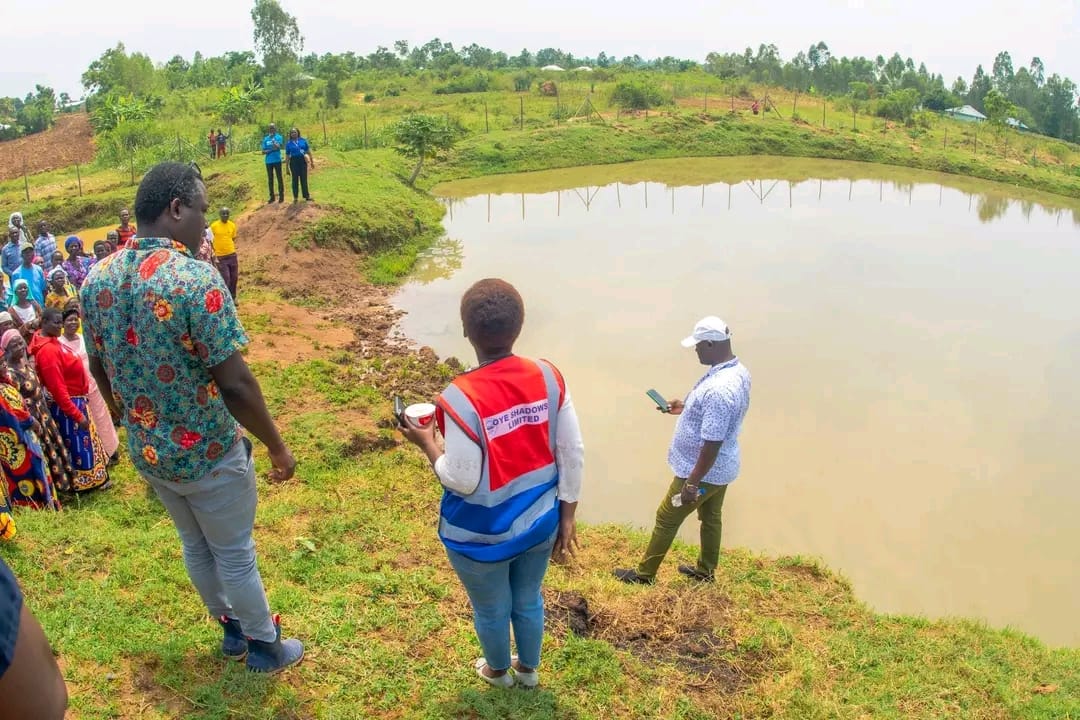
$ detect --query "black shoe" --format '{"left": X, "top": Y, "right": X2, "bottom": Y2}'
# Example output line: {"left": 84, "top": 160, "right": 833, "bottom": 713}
{"left": 304, "top": 196, "right": 313, "bottom": 202}
{"left": 278, "top": 195, "right": 284, "bottom": 203}
{"left": 267, "top": 197, "right": 276, "bottom": 204}
{"left": 613, "top": 568, "right": 654, "bottom": 585}
{"left": 677, "top": 564, "right": 714, "bottom": 582}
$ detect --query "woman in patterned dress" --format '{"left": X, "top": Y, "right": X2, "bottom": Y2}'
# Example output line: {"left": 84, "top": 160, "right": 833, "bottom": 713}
{"left": 29, "top": 309, "right": 110, "bottom": 493}
{"left": 60, "top": 236, "right": 92, "bottom": 289}
{"left": 44, "top": 267, "right": 78, "bottom": 311}
{"left": 0, "top": 359, "right": 59, "bottom": 511}
{"left": 1, "top": 329, "right": 76, "bottom": 493}
{"left": 59, "top": 308, "right": 118, "bottom": 464}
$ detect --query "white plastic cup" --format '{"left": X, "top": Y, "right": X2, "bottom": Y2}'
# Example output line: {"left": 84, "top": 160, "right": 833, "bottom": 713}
{"left": 404, "top": 403, "right": 436, "bottom": 428}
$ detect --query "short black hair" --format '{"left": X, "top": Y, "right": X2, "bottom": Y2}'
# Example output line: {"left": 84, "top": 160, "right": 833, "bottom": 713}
{"left": 460, "top": 278, "right": 525, "bottom": 355}
{"left": 133, "top": 162, "right": 203, "bottom": 227}
{"left": 41, "top": 307, "right": 62, "bottom": 324}
{"left": 62, "top": 307, "right": 80, "bottom": 321}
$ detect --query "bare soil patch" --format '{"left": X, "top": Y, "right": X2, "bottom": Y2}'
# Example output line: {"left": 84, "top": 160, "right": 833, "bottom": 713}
{"left": 0, "top": 114, "right": 96, "bottom": 181}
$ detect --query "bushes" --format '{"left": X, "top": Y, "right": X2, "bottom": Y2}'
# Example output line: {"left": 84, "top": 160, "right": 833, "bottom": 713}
{"left": 875, "top": 89, "right": 920, "bottom": 124}
{"left": 433, "top": 73, "right": 491, "bottom": 95}
{"left": 610, "top": 78, "right": 665, "bottom": 110}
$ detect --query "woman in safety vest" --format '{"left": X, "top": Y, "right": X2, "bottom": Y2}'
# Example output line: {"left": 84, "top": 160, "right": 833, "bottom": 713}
{"left": 399, "top": 278, "right": 584, "bottom": 689}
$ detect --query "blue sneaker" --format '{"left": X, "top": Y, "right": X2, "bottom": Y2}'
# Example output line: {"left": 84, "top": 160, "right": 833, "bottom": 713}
{"left": 246, "top": 614, "right": 304, "bottom": 674}
{"left": 218, "top": 616, "right": 247, "bottom": 661}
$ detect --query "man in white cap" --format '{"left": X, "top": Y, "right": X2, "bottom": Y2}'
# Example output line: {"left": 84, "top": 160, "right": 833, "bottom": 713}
{"left": 614, "top": 316, "right": 751, "bottom": 584}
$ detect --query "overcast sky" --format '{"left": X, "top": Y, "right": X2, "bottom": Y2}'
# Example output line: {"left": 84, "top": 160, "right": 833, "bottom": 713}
{"left": 3, "top": 0, "right": 1078, "bottom": 99}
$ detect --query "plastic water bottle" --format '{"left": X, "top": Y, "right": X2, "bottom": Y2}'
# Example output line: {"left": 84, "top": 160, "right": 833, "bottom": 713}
{"left": 670, "top": 486, "right": 706, "bottom": 507}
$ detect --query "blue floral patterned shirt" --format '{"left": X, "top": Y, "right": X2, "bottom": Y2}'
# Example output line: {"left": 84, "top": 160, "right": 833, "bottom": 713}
{"left": 80, "top": 237, "right": 248, "bottom": 482}
{"left": 667, "top": 357, "right": 752, "bottom": 485}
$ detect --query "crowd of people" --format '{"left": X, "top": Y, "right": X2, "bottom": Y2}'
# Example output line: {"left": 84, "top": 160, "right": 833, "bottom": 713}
{"left": 0, "top": 200, "right": 243, "bottom": 535}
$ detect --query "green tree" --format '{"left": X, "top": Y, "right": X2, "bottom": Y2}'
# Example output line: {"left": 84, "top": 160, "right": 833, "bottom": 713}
{"left": 983, "top": 88, "right": 1015, "bottom": 126}
{"left": 16, "top": 85, "right": 55, "bottom": 134}
{"left": 251, "top": 0, "right": 304, "bottom": 74}
{"left": 272, "top": 61, "right": 310, "bottom": 109}
{"left": 82, "top": 44, "right": 158, "bottom": 96}
{"left": 967, "top": 64, "right": 991, "bottom": 112}
{"left": 216, "top": 83, "right": 265, "bottom": 124}
{"left": 610, "top": 78, "right": 665, "bottom": 110}
{"left": 393, "top": 114, "right": 459, "bottom": 186}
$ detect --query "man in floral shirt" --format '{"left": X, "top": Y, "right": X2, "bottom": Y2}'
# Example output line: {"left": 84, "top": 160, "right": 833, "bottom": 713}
{"left": 80, "top": 162, "right": 304, "bottom": 674}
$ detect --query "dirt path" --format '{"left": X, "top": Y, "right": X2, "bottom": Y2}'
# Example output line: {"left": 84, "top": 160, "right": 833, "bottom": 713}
{"left": 0, "top": 113, "right": 96, "bottom": 181}
{"left": 236, "top": 200, "right": 452, "bottom": 399}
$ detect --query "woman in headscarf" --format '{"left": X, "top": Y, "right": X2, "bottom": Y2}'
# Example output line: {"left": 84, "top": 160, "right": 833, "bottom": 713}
{"left": 1, "top": 329, "right": 75, "bottom": 493}
{"left": 29, "top": 309, "right": 109, "bottom": 492}
{"left": 58, "top": 307, "right": 118, "bottom": 464}
{"left": 0, "top": 337, "right": 60, "bottom": 511}
{"left": 7, "top": 279, "right": 43, "bottom": 341}
{"left": 44, "top": 267, "right": 77, "bottom": 310}
{"left": 61, "top": 236, "right": 91, "bottom": 289}
{"left": 104, "top": 230, "right": 120, "bottom": 255}
{"left": 7, "top": 213, "right": 32, "bottom": 247}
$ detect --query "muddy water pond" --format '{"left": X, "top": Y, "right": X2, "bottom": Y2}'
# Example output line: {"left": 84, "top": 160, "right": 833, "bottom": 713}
{"left": 393, "top": 157, "right": 1080, "bottom": 646}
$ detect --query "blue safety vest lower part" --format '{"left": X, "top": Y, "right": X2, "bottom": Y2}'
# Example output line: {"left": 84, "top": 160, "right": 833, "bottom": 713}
{"left": 439, "top": 478, "right": 559, "bottom": 563}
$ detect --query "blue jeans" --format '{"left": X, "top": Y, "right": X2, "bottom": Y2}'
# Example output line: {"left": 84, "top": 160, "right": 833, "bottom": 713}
{"left": 446, "top": 531, "right": 557, "bottom": 671}
{"left": 144, "top": 438, "right": 276, "bottom": 642}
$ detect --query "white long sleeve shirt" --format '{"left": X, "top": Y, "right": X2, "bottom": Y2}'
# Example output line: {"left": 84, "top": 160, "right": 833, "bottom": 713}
{"left": 433, "top": 391, "right": 584, "bottom": 502}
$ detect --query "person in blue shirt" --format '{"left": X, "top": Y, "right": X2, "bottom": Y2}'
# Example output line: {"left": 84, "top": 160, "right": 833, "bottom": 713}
{"left": 284, "top": 127, "right": 314, "bottom": 203}
{"left": 1, "top": 229, "right": 21, "bottom": 278}
{"left": 7, "top": 243, "right": 46, "bottom": 306}
{"left": 34, "top": 221, "right": 57, "bottom": 271}
{"left": 261, "top": 123, "right": 285, "bottom": 203}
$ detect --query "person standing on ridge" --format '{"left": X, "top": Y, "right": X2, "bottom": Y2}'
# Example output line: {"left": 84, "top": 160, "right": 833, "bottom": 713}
{"left": 80, "top": 161, "right": 303, "bottom": 674}
{"left": 614, "top": 316, "right": 751, "bottom": 585}
{"left": 261, "top": 123, "right": 284, "bottom": 204}
{"left": 285, "top": 127, "right": 314, "bottom": 203}
{"left": 216, "top": 129, "right": 228, "bottom": 158}
{"left": 210, "top": 208, "right": 239, "bottom": 301}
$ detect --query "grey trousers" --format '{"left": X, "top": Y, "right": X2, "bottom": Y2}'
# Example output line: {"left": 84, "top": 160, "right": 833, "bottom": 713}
{"left": 144, "top": 437, "right": 276, "bottom": 642}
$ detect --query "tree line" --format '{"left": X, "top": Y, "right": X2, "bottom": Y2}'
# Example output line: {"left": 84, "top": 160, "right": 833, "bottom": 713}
{"left": 2, "top": 0, "right": 1077, "bottom": 143}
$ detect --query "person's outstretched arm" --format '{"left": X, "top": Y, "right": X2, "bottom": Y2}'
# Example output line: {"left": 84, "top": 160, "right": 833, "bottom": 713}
{"left": 0, "top": 562, "right": 68, "bottom": 720}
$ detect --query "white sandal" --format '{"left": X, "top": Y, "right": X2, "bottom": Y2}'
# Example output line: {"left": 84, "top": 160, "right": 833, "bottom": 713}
{"left": 474, "top": 658, "right": 514, "bottom": 688}
{"left": 511, "top": 655, "right": 539, "bottom": 688}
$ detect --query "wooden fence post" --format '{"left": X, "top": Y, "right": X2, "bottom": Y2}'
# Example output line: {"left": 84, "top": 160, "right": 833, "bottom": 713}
{"left": 822, "top": 100, "right": 826, "bottom": 127}
{"left": 363, "top": 114, "right": 368, "bottom": 149}
{"left": 943, "top": 129, "right": 947, "bottom": 150}
{"left": 321, "top": 110, "right": 328, "bottom": 145}
{"left": 129, "top": 150, "right": 135, "bottom": 186}
{"left": 484, "top": 101, "right": 489, "bottom": 133}
{"left": 704, "top": 90, "right": 708, "bottom": 114}
{"left": 519, "top": 97, "right": 524, "bottom": 130}
{"left": 23, "top": 160, "right": 29, "bottom": 202}
{"left": 76, "top": 162, "right": 82, "bottom": 197}
{"left": 974, "top": 130, "right": 978, "bottom": 154}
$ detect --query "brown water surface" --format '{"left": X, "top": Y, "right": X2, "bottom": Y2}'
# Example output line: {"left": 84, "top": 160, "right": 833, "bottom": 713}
{"left": 394, "top": 157, "right": 1080, "bottom": 646}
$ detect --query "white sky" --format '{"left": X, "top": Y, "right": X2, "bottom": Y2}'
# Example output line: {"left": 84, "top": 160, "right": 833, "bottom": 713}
{"left": 3, "top": 0, "right": 1078, "bottom": 99}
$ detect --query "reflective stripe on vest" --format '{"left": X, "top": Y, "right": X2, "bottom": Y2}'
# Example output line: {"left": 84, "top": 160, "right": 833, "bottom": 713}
{"left": 436, "top": 357, "right": 563, "bottom": 562}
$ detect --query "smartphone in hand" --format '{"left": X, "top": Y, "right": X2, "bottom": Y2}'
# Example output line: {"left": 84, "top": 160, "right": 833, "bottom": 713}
{"left": 646, "top": 389, "right": 670, "bottom": 413}
{"left": 393, "top": 395, "right": 405, "bottom": 424}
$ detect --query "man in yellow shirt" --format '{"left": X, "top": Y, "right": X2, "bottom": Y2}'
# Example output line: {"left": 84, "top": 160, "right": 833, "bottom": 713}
{"left": 209, "top": 208, "right": 239, "bottom": 301}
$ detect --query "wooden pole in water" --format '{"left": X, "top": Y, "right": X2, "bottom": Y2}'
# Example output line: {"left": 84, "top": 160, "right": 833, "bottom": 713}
{"left": 22, "top": 159, "right": 29, "bottom": 202}
{"left": 616, "top": 183, "right": 621, "bottom": 208}
{"left": 75, "top": 162, "right": 82, "bottom": 197}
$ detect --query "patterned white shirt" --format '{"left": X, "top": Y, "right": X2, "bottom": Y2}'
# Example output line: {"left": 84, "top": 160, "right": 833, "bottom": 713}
{"left": 667, "top": 357, "right": 751, "bottom": 485}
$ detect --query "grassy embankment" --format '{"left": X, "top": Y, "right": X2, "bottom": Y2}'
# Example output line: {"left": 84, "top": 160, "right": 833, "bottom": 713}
{"left": 0, "top": 77, "right": 1078, "bottom": 718}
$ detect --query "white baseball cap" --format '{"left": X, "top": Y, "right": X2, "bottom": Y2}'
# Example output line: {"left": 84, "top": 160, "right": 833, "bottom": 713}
{"left": 680, "top": 316, "right": 731, "bottom": 347}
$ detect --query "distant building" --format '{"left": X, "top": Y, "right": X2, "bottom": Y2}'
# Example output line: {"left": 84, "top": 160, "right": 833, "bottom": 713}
{"left": 540, "top": 64, "right": 565, "bottom": 72}
{"left": 574, "top": 66, "right": 593, "bottom": 72}
{"left": 1006, "top": 117, "right": 1030, "bottom": 131}
{"left": 944, "top": 105, "right": 987, "bottom": 122}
